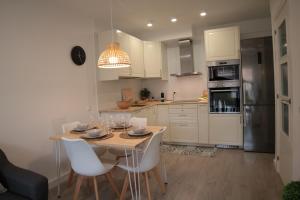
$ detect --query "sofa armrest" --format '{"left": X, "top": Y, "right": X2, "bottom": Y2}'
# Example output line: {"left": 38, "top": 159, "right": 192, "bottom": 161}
{"left": 0, "top": 164, "right": 48, "bottom": 200}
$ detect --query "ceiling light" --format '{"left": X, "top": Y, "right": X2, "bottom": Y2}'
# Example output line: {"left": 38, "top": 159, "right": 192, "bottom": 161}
{"left": 147, "top": 23, "right": 153, "bottom": 27}
{"left": 98, "top": 0, "right": 130, "bottom": 69}
{"left": 200, "top": 11, "right": 207, "bottom": 17}
{"left": 116, "top": 29, "right": 122, "bottom": 33}
{"left": 171, "top": 18, "right": 177, "bottom": 23}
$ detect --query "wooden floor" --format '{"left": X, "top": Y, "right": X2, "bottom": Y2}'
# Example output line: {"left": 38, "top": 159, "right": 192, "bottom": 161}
{"left": 49, "top": 149, "right": 283, "bottom": 200}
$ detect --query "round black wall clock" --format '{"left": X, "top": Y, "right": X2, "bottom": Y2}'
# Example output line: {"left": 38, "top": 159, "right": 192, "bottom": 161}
{"left": 71, "top": 46, "right": 86, "bottom": 65}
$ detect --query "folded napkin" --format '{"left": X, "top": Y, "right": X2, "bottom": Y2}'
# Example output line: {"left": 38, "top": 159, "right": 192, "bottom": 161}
{"left": 129, "top": 117, "right": 147, "bottom": 130}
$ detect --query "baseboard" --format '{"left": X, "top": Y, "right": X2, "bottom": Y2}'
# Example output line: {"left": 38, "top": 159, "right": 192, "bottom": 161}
{"left": 48, "top": 171, "right": 69, "bottom": 189}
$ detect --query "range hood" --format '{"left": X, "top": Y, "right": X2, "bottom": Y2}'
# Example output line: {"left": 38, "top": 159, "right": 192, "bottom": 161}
{"left": 170, "top": 39, "right": 201, "bottom": 77}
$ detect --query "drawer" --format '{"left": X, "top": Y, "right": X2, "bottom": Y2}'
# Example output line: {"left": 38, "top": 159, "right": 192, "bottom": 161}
{"left": 170, "top": 125, "right": 198, "bottom": 143}
{"left": 169, "top": 108, "right": 197, "bottom": 114}
{"left": 169, "top": 104, "right": 197, "bottom": 109}
{"left": 169, "top": 119, "right": 198, "bottom": 125}
{"left": 198, "top": 105, "right": 208, "bottom": 113}
{"left": 169, "top": 112, "right": 197, "bottom": 118}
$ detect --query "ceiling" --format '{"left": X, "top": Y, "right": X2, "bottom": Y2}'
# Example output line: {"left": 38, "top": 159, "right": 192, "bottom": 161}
{"left": 55, "top": 0, "right": 270, "bottom": 40}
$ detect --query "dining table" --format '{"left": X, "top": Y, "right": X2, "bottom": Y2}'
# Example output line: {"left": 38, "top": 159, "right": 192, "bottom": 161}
{"left": 49, "top": 125, "right": 167, "bottom": 200}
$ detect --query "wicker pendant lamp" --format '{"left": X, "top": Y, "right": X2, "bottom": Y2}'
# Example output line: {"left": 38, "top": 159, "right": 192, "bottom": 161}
{"left": 97, "top": 0, "right": 131, "bottom": 68}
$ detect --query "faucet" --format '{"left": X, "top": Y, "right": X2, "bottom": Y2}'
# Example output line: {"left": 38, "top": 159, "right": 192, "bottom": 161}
{"left": 172, "top": 91, "right": 176, "bottom": 102}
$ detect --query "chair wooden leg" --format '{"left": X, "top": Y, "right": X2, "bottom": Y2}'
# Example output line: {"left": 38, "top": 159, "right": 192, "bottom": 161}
{"left": 73, "top": 175, "right": 83, "bottom": 200}
{"left": 93, "top": 177, "right": 100, "bottom": 200}
{"left": 120, "top": 174, "right": 129, "bottom": 200}
{"left": 152, "top": 166, "right": 166, "bottom": 194}
{"left": 68, "top": 169, "right": 75, "bottom": 187}
{"left": 105, "top": 172, "right": 120, "bottom": 197}
{"left": 144, "top": 172, "right": 152, "bottom": 200}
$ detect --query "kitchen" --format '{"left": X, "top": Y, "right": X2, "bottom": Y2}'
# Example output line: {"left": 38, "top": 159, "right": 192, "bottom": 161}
{"left": 1, "top": 0, "right": 300, "bottom": 200}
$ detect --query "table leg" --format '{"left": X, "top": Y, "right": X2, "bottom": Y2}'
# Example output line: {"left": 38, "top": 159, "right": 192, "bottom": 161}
{"left": 162, "top": 157, "right": 168, "bottom": 184}
{"left": 135, "top": 149, "right": 141, "bottom": 200}
{"left": 55, "top": 140, "right": 61, "bottom": 198}
{"left": 124, "top": 148, "right": 134, "bottom": 199}
{"left": 131, "top": 149, "right": 138, "bottom": 200}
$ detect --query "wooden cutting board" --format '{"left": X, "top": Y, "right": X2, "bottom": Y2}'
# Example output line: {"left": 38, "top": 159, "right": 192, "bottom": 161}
{"left": 121, "top": 88, "right": 134, "bottom": 102}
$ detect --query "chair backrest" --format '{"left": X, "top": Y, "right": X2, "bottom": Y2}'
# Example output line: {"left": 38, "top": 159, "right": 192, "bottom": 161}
{"left": 139, "top": 128, "right": 165, "bottom": 172}
{"left": 62, "top": 121, "right": 81, "bottom": 133}
{"left": 62, "top": 138, "right": 106, "bottom": 176}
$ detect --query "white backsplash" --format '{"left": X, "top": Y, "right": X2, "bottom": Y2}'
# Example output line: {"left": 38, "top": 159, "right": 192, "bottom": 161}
{"left": 97, "top": 79, "right": 142, "bottom": 110}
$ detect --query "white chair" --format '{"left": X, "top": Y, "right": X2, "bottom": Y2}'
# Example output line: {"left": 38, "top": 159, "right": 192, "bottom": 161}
{"left": 62, "top": 138, "right": 120, "bottom": 200}
{"left": 118, "top": 130, "right": 166, "bottom": 200}
{"left": 62, "top": 122, "right": 107, "bottom": 187}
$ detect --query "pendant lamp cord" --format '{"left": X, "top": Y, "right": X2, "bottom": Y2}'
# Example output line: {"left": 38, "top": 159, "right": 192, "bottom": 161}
{"left": 110, "top": 0, "right": 114, "bottom": 42}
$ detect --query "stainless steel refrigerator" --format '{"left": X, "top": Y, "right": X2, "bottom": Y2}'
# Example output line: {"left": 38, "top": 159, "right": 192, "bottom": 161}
{"left": 241, "top": 37, "right": 275, "bottom": 153}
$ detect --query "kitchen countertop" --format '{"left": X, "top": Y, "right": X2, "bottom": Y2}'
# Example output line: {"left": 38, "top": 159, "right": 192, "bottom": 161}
{"left": 99, "top": 100, "right": 208, "bottom": 113}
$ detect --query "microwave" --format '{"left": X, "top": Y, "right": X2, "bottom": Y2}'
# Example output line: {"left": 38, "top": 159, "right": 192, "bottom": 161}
{"left": 208, "top": 60, "right": 240, "bottom": 82}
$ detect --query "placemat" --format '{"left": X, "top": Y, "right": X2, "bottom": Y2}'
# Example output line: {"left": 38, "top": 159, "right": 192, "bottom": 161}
{"left": 81, "top": 133, "right": 114, "bottom": 140}
{"left": 111, "top": 125, "right": 132, "bottom": 131}
{"left": 119, "top": 131, "right": 153, "bottom": 139}
{"left": 71, "top": 126, "right": 98, "bottom": 133}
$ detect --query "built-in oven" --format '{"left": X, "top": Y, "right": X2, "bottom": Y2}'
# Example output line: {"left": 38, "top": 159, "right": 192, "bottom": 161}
{"left": 209, "top": 87, "right": 241, "bottom": 113}
{"left": 208, "top": 59, "right": 240, "bottom": 87}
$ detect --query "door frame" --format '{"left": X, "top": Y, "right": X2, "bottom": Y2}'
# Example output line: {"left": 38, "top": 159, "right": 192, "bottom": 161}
{"left": 272, "top": 0, "right": 293, "bottom": 184}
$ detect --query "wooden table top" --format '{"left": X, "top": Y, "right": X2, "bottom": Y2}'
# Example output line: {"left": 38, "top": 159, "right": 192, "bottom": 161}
{"left": 49, "top": 126, "right": 166, "bottom": 150}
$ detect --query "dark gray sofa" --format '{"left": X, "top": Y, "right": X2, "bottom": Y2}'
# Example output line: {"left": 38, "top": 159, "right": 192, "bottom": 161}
{"left": 0, "top": 149, "right": 48, "bottom": 200}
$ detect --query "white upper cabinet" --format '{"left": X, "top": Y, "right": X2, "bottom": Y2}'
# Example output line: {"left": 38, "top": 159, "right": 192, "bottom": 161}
{"left": 97, "top": 30, "right": 168, "bottom": 81}
{"left": 128, "top": 35, "right": 144, "bottom": 78}
{"left": 144, "top": 41, "right": 168, "bottom": 79}
{"left": 204, "top": 26, "right": 240, "bottom": 61}
{"left": 97, "top": 30, "right": 144, "bottom": 80}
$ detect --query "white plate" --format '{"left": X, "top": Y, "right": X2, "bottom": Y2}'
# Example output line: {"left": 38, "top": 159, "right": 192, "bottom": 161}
{"left": 128, "top": 129, "right": 150, "bottom": 136}
{"left": 81, "top": 132, "right": 108, "bottom": 139}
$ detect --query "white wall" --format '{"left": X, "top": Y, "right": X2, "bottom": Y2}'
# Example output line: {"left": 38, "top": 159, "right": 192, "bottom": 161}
{"left": 142, "top": 18, "right": 272, "bottom": 100}
{"left": 0, "top": 0, "right": 97, "bottom": 183}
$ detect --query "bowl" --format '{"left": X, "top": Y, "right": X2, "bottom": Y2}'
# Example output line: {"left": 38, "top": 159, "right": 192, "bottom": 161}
{"left": 86, "top": 129, "right": 103, "bottom": 137}
{"left": 75, "top": 123, "right": 89, "bottom": 131}
{"left": 117, "top": 100, "right": 130, "bottom": 109}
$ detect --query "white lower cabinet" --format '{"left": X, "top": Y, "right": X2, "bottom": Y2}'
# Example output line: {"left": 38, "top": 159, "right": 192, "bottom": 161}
{"left": 198, "top": 105, "right": 209, "bottom": 144}
{"left": 156, "top": 105, "right": 170, "bottom": 142}
{"left": 102, "top": 104, "right": 242, "bottom": 146}
{"left": 133, "top": 106, "right": 157, "bottom": 125}
{"left": 209, "top": 114, "right": 243, "bottom": 146}
{"left": 168, "top": 104, "right": 199, "bottom": 144}
{"left": 169, "top": 122, "right": 198, "bottom": 143}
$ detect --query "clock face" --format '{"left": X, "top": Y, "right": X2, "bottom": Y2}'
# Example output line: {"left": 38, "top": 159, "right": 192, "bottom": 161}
{"left": 71, "top": 46, "right": 86, "bottom": 65}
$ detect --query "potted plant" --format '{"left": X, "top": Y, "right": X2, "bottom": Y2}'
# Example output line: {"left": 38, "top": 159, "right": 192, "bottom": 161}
{"left": 283, "top": 181, "right": 300, "bottom": 200}
{"left": 140, "top": 88, "right": 151, "bottom": 100}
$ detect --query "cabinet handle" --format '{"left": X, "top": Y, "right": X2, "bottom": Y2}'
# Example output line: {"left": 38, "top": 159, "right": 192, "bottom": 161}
{"left": 179, "top": 123, "right": 188, "bottom": 127}
{"left": 179, "top": 114, "right": 187, "bottom": 117}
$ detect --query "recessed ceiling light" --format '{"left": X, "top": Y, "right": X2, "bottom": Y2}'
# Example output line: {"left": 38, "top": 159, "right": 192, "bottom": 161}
{"left": 171, "top": 18, "right": 177, "bottom": 23}
{"left": 147, "top": 22, "right": 153, "bottom": 27}
{"left": 200, "top": 11, "right": 207, "bottom": 17}
{"left": 116, "top": 29, "right": 122, "bottom": 33}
